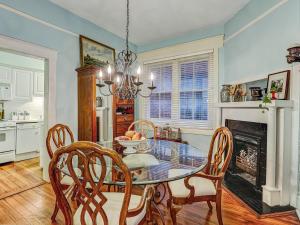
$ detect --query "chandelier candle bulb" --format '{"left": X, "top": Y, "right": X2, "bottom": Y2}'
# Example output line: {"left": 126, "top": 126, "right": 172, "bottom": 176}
{"left": 137, "top": 66, "right": 141, "bottom": 82}
{"left": 107, "top": 65, "right": 112, "bottom": 81}
{"left": 150, "top": 72, "right": 154, "bottom": 87}
{"left": 98, "top": 70, "right": 103, "bottom": 83}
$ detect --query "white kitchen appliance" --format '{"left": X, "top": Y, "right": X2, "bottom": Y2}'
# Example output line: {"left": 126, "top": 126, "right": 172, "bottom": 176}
{"left": 0, "top": 121, "right": 16, "bottom": 164}
{"left": 0, "top": 83, "right": 12, "bottom": 101}
{"left": 16, "top": 122, "right": 42, "bottom": 155}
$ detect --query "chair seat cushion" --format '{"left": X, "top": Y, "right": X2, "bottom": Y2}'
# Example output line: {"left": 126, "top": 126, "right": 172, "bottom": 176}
{"left": 168, "top": 169, "right": 216, "bottom": 198}
{"left": 73, "top": 192, "right": 146, "bottom": 225}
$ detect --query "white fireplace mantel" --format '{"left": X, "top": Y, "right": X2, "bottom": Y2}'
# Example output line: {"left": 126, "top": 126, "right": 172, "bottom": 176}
{"left": 216, "top": 100, "right": 294, "bottom": 207}
{"left": 215, "top": 100, "right": 293, "bottom": 109}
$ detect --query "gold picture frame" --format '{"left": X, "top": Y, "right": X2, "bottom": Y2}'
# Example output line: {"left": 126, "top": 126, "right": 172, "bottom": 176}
{"left": 79, "top": 35, "right": 115, "bottom": 67}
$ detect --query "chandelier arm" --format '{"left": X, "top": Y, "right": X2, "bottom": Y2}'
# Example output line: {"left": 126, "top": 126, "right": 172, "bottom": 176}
{"left": 98, "top": 86, "right": 112, "bottom": 97}
{"left": 138, "top": 89, "right": 154, "bottom": 98}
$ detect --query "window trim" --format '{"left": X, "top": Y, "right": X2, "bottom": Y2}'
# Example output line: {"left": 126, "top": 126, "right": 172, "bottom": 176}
{"left": 138, "top": 35, "right": 223, "bottom": 131}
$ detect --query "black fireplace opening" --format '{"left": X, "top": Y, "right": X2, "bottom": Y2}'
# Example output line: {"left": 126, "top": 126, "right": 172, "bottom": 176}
{"left": 224, "top": 119, "right": 294, "bottom": 215}
{"left": 226, "top": 119, "right": 267, "bottom": 194}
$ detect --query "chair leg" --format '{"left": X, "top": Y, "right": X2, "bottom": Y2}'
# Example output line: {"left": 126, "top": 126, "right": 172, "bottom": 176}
{"left": 51, "top": 200, "right": 59, "bottom": 222}
{"left": 207, "top": 201, "right": 213, "bottom": 210}
{"left": 216, "top": 192, "right": 223, "bottom": 225}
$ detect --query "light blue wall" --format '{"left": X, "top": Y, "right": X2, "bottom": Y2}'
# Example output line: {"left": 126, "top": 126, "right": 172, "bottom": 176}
{"left": 223, "top": 0, "right": 300, "bottom": 83}
{"left": 138, "top": 25, "right": 224, "bottom": 53}
{"left": 0, "top": 0, "right": 136, "bottom": 137}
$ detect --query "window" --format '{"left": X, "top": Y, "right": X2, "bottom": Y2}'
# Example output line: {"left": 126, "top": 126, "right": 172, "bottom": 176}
{"left": 142, "top": 52, "right": 215, "bottom": 129}
{"left": 180, "top": 60, "right": 208, "bottom": 120}
{"left": 149, "top": 65, "right": 172, "bottom": 119}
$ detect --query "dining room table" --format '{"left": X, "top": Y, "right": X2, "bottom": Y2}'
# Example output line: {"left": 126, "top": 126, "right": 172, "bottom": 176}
{"left": 60, "top": 139, "right": 208, "bottom": 224}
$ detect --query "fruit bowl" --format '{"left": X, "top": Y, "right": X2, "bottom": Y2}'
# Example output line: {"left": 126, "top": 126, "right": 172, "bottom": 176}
{"left": 115, "top": 136, "right": 147, "bottom": 154}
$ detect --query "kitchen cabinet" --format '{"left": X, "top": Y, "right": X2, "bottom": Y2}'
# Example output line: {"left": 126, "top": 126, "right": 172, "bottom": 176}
{"left": 0, "top": 66, "right": 12, "bottom": 83}
{"left": 33, "top": 71, "right": 44, "bottom": 96}
{"left": 13, "top": 69, "right": 32, "bottom": 101}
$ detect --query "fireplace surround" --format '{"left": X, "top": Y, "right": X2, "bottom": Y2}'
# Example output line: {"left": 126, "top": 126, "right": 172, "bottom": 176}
{"left": 216, "top": 100, "right": 295, "bottom": 214}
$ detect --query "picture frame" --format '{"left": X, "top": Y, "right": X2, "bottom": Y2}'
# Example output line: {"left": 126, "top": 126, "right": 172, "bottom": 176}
{"left": 79, "top": 35, "right": 115, "bottom": 67}
{"left": 266, "top": 70, "right": 290, "bottom": 100}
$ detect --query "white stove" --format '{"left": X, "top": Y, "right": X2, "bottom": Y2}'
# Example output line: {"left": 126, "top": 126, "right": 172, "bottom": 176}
{"left": 0, "top": 121, "right": 16, "bottom": 164}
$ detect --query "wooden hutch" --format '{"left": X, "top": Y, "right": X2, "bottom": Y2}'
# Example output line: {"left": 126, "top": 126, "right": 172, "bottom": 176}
{"left": 112, "top": 97, "right": 134, "bottom": 139}
{"left": 76, "top": 65, "right": 134, "bottom": 142}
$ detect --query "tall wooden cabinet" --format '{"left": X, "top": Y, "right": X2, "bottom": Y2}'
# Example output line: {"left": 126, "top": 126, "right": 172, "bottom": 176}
{"left": 76, "top": 65, "right": 135, "bottom": 142}
{"left": 76, "top": 65, "right": 98, "bottom": 142}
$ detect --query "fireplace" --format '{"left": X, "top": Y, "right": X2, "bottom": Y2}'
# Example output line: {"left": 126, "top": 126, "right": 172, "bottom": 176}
{"left": 225, "top": 119, "right": 267, "bottom": 193}
{"left": 224, "top": 119, "right": 270, "bottom": 213}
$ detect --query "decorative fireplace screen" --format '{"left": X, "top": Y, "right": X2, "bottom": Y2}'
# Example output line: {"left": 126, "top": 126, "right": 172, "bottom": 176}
{"left": 225, "top": 119, "right": 267, "bottom": 192}
{"left": 234, "top": 135, "right": 259, "bottom": 185}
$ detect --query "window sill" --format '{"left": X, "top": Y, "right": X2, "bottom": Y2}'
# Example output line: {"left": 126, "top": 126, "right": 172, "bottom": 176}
{"left": 180, "top": 127, "right": 214, "bottom": 136}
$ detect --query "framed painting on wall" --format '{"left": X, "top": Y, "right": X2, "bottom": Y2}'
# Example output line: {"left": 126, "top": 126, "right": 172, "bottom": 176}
{"left": 79, "top": 35, "right": 115, "bottom": 67}
{"left": 266, "top": 70, "right": 290, "bottom": 100}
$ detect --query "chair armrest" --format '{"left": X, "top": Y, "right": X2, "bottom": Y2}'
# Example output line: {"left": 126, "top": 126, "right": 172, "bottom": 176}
{"left": 183, "top": 172, "right": 225, "bottom": 199}
{"left": 127, "top": 185, "right": 154, "bottom": 217}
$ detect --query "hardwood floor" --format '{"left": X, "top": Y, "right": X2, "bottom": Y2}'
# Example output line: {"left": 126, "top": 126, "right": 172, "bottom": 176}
{"left": 0, "top": 158, "right": 45, "bottom": 200}
{"left": 0, "top": 159, "right": 299, "bottom": 225}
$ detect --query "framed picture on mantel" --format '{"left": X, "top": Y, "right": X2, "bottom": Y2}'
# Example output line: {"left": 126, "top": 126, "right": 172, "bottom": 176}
{"left": 266, "top": 70, "right": 290, "bottom": 100}
{"left": 79, "top": 35, "right": 115, "bottom": 67}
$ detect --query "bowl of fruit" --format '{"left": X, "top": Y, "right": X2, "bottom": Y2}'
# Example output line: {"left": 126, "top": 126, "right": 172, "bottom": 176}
{"left": 115, "top": 131, "right": 146, "bottom": 154}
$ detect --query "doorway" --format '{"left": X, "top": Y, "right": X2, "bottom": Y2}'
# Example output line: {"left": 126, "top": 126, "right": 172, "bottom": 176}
{"left": 0, "top": 34, "right": 57, "bottom": 182}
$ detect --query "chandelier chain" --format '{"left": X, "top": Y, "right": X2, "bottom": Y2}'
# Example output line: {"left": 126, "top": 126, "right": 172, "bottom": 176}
{"left": 126, "top": 0, "right": 129, "bottom": 52}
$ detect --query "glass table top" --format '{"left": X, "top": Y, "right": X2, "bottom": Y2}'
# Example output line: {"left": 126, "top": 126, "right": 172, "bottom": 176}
{"left": 59, "top": 139, "right": 208, "bottom": 186}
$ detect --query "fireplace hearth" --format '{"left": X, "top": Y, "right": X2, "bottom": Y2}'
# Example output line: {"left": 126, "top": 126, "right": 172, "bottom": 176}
{"left": 224, "top": 119, "right": 294, "bottom": 214}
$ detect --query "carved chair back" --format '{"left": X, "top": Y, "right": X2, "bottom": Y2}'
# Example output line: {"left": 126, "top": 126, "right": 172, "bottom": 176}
{"left": 128, "top": 120, "right": 158, "bottom": 139}
{"left": 49, "top": 141, "right": 133, "bottom": 225}
{"left": 46, "top": 124, "right": 74, "bottom": 159}
{"left": 205, "top": 127, "right": 233, "bottom": 177}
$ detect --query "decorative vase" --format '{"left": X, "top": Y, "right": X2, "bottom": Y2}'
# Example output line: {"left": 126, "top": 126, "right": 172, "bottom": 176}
{"left": 271, "top": 91, "right": 277, "bottom": 100}
{"left": 220, "top": 85, "right": 231, "bottom": 102}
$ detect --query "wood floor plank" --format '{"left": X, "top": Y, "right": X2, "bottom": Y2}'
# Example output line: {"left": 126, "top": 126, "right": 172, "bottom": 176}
{"left": 0, "top": 159, "right": 299, "bottom": 225}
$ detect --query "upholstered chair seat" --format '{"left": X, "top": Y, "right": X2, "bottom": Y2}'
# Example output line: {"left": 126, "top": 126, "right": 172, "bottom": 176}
{"left": 168, "top": 169, "right": 216, "bottom": 198}
{"left": 74, "top": 192, "right": 146, "bottom": 225}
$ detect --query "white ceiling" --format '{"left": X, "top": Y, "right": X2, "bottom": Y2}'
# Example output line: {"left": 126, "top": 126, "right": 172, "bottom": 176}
{"left": 50, "top": 0, "right": 250, "bottom": 45}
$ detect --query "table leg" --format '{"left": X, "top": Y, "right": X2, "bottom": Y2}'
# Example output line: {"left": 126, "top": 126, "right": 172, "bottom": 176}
{"left": 146, "top": 184, "right": 167, "bottom": 225}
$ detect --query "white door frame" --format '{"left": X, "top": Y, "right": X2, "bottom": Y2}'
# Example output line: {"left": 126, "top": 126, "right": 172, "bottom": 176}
{"left": 0, "top": 34, "right": 57, "bottom": 181}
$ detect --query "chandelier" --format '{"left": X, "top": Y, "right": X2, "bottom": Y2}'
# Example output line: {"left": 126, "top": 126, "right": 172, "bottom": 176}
{"left": 96, "top": 0, "right": 156, "bottom": 99}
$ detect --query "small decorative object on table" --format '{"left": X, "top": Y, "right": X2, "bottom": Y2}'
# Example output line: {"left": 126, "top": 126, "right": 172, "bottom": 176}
{"left": 115, "top": 132, "right": 146, "bottom": 154}
{"left": 286, "top": 45, "right": 300, "bottom": 64}
{"left": 266, "top": 70, "right": 290, "bottom": 100}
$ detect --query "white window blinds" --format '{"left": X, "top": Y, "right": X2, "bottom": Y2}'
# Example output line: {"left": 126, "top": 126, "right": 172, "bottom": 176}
{"left": 142, "top": 51, "right": 215, "bottom": 129}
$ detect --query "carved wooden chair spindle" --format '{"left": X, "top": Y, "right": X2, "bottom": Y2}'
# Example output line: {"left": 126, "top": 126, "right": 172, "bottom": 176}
{"left": 46, "top": 124, "right": 75, "bottom": 222}
{"left": 49, "top": 141, "right": 152, "bottom": 225}
{"left": 167, "top": 127, "right": 233, "bottom": 225}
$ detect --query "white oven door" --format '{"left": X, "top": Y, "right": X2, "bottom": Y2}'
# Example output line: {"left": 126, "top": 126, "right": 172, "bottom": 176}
{"left": 0, "top": 127, "right": 16, "bottom": 153}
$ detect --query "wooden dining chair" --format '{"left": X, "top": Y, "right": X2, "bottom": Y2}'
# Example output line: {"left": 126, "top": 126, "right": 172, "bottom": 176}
{"left": 49, "top": 141, "right": 152, "bottom": 225}
{"left": 128, "top": 120, "right": 158, "bottom": 139}
{"left": 46, "top": 123, "right": 74, "bottom": 159}
{"left": 46, "top": 123, "right": 75, "bottom": 222}
{"left": 167, "top": 127, "right": 233, "bottom": 225}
